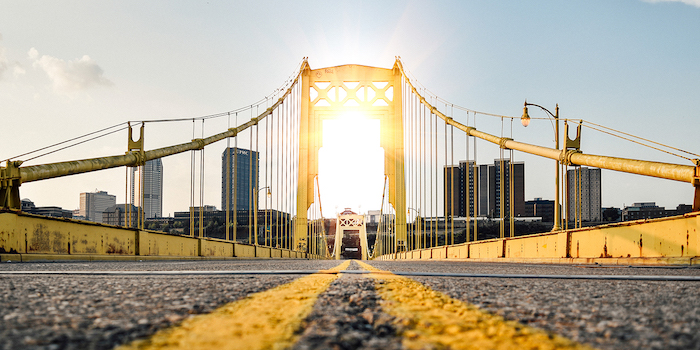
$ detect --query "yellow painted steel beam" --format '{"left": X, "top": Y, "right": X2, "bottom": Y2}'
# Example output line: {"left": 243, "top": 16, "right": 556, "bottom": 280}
{"left": 357, "top": 261, "right": 594, "bottom": 349}
{"left": 373, "top": 212, "right": 700, "bottom": 263}
{"left": 116, "top": 260, "right": 350, "bottom": 350}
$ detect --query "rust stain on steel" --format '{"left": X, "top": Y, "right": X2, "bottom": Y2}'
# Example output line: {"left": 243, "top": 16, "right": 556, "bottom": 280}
{"left": 106, "top": 237, "right": 128, "bottom": 254}
{"left": 29, "top": 224, "right": 67, "bottom": 253}
{"left": 74, "top": 238, "right": 97, "bottom": 254}
{"left": 576, "top": 241, "right": 580, "bottom": 258}
{"left": 600, "top": 237, "right": 612, "bottom": 258}
{"left": 639, "top": 234, "right": 643, "bottom": 257}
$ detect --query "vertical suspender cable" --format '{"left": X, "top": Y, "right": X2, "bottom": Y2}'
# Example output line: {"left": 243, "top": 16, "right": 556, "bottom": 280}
{"left": 510, "top": 118, "right": 514, "bottom": 238}
{"left": 265, "top": 108, "right": 276, "bottom": 247}
{"left": 190, "top": 119, "right": 195, "bottom": 237}
{"left": 473, "top": 112, "right": 478, "bottom": 241}
{"left": 499, "top": 117, "right": 504, "bottom": 239}
{"left": 199, "top": 119, "right": 204, "bottom": 238}
{"left": 255, "top": 113, "right": 260, "bottom": 245}
{"left": 429, "top": 93, "right": 434, "bottom": 248}
{"left": 249, "top": 107, "right": 253, "bottom": 244}
{"left": 433, "top": 96, "right": 439, "bottom": 247}
{"left": 233, "top": 113, "right": 238, "bottom": 241}
{"left": 277, "top": 101, "right": 281, "bottom": 248}
{"left": 465, "top": 110, "right": 470, "bottom": 243}
{"left": 422, "top": 92, "right": 427, "bottom": 249}
{"left": 450, "top": 105, "right": 455, "bottom": 245}
{"left": 285, "top": 91, "right": 290, "bottom": 249}
{"left": 444, "top": 105, "right": 448, "bottom": 246}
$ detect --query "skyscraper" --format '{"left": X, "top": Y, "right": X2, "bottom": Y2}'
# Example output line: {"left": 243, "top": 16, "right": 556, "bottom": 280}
{"left": 444, "top": 160, "right": 524, "bottom": 219}
{"left": 142, "top": 159, "right": 163, "bottom": 218}
{"left": 79, "top": 190, "right": 116, "bottom": 223}
{"left": 567, "top": 167, "right": 601, "bottom": 222}
{"left": 128, "top": 159, "right": 163, "bottom": 219}
{"left": 222, "top": 147, "right": 259, "bottom": 212}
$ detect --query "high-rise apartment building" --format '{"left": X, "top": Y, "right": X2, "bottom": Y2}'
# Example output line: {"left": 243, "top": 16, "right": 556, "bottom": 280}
{"left": 79, "top": 190, "right": 116, "bottom": 223}
{"left": 445, "top": 159, "right": 524, "bottom": 219}
{"left": 444, "top": 161, "right": 477, "bottom": 217}
{"left": 222, "top": 147, "right": 259, "bottom": 212}
{"left": 567, "top": 167, "right": 602, "bottom": 222}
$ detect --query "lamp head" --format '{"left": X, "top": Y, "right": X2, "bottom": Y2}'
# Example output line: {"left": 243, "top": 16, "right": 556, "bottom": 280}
{"left": 266, "top": 189, "right": 272, "bottom": 198}
{"left": 521, "top": 101, "right": 531, "bottom": 127}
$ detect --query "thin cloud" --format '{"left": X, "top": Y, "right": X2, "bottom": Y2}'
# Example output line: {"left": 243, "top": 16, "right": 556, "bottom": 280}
{"left": 0, "top": 34, "right": 9, "bottom": 80}
{"left": 0, "top": 48, "right": 8, "bottom": 80}
{"left": 643, "top": 0, "right": 700, "bottom": 8}
{"left": 28, "top": 47, "right": 113, "bottom": 93}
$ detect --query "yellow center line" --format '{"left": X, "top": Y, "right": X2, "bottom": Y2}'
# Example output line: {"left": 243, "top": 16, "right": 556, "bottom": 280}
{"left": 117, "top": 260, "right": 351, "bottom": 350}
{"left": 356, "top": 261, "right": 596, "bottom": 350}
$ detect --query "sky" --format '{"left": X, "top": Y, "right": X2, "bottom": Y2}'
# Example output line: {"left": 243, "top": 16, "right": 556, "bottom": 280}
{"left": 1, "top": 0, "right": 698, "bottom": 217}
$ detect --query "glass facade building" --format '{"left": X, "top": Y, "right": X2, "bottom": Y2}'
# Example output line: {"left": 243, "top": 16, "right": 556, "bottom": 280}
{"left": 221, "top": 147, "right": 259, "bottom": 212}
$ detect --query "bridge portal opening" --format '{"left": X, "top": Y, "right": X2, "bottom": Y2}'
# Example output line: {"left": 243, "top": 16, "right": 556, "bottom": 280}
{"left": 340, "top": 229, "right": 361, "bottom": 259}
{"left": 318, "top": 112, "right": 384, "bottom": 215}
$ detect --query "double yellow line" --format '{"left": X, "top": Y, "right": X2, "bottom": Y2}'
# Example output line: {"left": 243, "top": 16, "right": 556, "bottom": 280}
{"left": 357, "top": 261, "right": 594, "bottom": 350}
{"left": 118, "top": 261, "right": 350, "bottom": 350}
{"left": 120, "top": 260, "right": 595, "bottom": 350}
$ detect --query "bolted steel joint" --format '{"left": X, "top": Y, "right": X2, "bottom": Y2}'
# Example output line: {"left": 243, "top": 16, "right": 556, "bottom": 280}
{"left": 192, "top": 138, "right": 205, "bottom": 150}
{"left": 499, "top": 138, "right": 513, "bottom": 149}
{"left": 128, "top": 151, "right": 146, "bottom": 167}
{"left": 561, "top": 149, "right": 582, "bottom": 166}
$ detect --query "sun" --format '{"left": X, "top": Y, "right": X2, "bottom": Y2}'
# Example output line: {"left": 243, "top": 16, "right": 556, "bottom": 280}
{"left": 318, "top": 112, "right": 384, "bottom": 216}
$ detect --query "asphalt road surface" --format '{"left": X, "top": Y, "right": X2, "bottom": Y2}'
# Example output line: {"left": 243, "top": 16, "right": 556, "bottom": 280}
{"left": 1, "top": 259, "right": 699, "bottom": 349}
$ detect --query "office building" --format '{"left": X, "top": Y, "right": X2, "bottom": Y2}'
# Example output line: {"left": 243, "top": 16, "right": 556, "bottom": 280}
{"left": 103, "top": 204, "right": 139, "bottom": 227}
{"left": 128, "top": 159, "right": 163, "bottom": 219}
{"left": 21, "top": 198, "right": 72, "bottom": 219}
{"left": 567, "top": 167, "right": 602, "bottom": 222}
{"left": 525, "top": 198, "right": 555, "bottom": 223}
{"left": 79, "top": 190, "right": 116, "bottom": 223}
{"left": 143, "top": 159, "right": 163, "bottom": 218}
{"left": 222, "top": 147, "right": 259, "bottom": 212}
{"left": 621, "top": 202, "right": 692, "bottom": 221}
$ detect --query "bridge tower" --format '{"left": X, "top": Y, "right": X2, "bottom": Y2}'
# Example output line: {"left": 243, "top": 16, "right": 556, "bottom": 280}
{"left": 295, "top": 60, "right": 407, "bottom": 252}
{"left": 333, "top": 208, "right": 369, "bottom": 260}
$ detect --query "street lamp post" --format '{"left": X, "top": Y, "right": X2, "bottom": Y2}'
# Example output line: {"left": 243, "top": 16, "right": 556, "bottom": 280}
{"left": 254, "top": 186, "right": 272, "bottom": 245}
{"left": 521, "top": 101, "right": 562, "bottom": 231}
{"left": 407, "top": 207, "right": 421, "bottom": 249}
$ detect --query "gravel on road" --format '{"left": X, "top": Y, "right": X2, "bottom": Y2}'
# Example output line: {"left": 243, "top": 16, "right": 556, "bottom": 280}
{"left": 0, "top": 260, "right": 343, "bottom": 350}
{"left": 292, "top": 262, "right": 403, "bottom": 350}
{"left": 367, "top": 260, "right": 700, "bottom": 350}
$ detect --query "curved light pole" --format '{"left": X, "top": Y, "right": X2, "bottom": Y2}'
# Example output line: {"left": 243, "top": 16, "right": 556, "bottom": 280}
{"left": 254, "top": 186, "right": 272, "bottom": 245}
{"left": 521, "top": 101, "right": 562, "bottom": 231}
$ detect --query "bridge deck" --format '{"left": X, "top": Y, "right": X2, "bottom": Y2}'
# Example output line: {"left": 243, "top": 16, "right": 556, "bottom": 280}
{"left": 1, "top": 259, "right": 698, "bottom": 349}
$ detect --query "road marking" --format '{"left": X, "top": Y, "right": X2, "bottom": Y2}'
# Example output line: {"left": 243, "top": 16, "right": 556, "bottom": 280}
{"left": 117, "top": 261, "right": 350, "bottom": 350}
{"left": 357, "top": 261, "right": 596, "bottom": 350}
